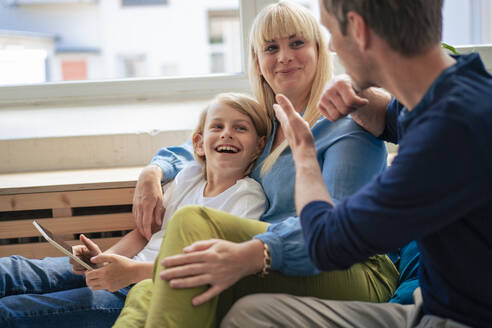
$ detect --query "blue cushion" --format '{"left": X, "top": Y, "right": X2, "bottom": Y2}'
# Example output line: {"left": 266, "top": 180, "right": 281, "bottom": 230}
{"left": 388, "top": 241, "right": 420, "bottom": 304}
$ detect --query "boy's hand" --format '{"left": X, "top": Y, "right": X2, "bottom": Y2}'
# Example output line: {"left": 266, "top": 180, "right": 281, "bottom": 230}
{"left": 70, "top": 234, "right": 103, "bottom": 275}
{"left": 85, "top": 254, "right": 137, "bottom": 292}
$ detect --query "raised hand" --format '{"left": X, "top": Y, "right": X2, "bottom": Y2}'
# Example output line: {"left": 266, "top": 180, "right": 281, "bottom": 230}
{"left": 274, "top": 94, "right": 333, "bottom": 212}
{"left": 132, "top": 165, "right": 165, "bottom": 240}
{"left": 317, "top": 74, "right": 369, "bottom": 122}
{"left": 273, "top": 94, "right": 316, "bottom": 161}
{"left": 71, "top": 234, "right": 103, "bottom": 275}
{"left": 159, "top": 239, "right": 264, "bottom": 306}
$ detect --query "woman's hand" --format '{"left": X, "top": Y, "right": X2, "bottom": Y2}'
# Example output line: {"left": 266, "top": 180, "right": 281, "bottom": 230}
{"left": 160, "top": 239, "right": 265, "bottom": 306}
{"left": 132, "top": 164, "right": 165, "bottom": 240}
{"left": 85, "top": 254, "right": 142, "bottom": 292}
{"left": 71, "top": 234, "right": 103, "bottom": 275}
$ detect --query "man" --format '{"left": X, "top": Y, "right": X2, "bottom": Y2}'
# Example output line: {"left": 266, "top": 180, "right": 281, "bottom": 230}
{"left": 221, "top": 0, "right": 492, "bottom": 327}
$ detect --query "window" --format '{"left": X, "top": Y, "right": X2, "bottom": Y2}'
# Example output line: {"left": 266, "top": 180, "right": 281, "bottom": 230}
{"left": 61, "top": 59, "right": 87, "bottom": 80}
{"left": 0, "top": 0, "right": 266, "bottom": 106}
{"left": 208, "top": 9, "right": 241, "bottom": 74}
{"left": 443, "top": 0, "right": 492, "bottom": 46}
{"left": 0, "top": 48, "right": 48, "bottom": 84}
{"left": 1, "top": 0, "right": 490, "bottom": 107}
{"left": 0, "top": 0, "right": 242, "bottom": 85}
{"left": 117, "top": 54, "right": 147, "bottom": 78}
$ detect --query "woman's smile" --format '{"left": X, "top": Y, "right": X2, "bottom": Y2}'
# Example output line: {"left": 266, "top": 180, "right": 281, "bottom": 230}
{"left": 276, "top": 67, "right": 302, "bottom": 75}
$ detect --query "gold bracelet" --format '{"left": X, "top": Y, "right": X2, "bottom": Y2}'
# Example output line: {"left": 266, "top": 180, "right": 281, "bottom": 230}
{"left": 257, "top": 242, "right": 271, "bottom": 278}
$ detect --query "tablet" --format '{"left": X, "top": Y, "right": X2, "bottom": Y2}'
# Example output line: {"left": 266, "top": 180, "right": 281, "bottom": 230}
{"left": 33, "top": 220, "right": 95, "bottom": 270}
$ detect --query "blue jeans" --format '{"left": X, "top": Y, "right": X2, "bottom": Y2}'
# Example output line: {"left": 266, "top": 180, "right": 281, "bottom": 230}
{"left": 0, "top": 256, "right": 131, "bottom": 328}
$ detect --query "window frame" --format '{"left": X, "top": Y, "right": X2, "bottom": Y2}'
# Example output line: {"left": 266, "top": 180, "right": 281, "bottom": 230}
{"left": 1, "top": 0, "right": 491, "bottom": 108}
{"left": 0, "top": 0, "right": 276, "bottom": 107}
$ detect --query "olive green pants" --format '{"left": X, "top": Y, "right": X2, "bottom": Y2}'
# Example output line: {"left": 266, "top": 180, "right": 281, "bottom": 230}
{"left": 113, "top": 205, "right": 398, "bottom": 328}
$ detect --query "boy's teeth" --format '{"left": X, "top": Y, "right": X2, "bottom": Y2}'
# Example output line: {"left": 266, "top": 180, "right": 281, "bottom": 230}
{"left": 217, "top": 146, "right": 239, "bottom": 153}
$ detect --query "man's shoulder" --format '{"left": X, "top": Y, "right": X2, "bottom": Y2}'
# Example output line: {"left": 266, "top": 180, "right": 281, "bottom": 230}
{"left": 419, "top": 58, "right": 491, "bottom": 126}
{"left": 437, "top": 54, "right": 492, "bottom": 113}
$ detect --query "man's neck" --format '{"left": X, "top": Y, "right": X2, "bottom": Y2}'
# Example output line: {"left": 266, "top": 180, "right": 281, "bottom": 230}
{"left": 375, "top": 45, "right": 456, "bottom": 111}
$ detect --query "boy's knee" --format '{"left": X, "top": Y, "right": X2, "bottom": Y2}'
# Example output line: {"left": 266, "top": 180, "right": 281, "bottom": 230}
{"left": 127, "top": 279, "right": 153, "bottom": 298}
{"left": 167, "top": 205, "right": 203, "bottom": 228}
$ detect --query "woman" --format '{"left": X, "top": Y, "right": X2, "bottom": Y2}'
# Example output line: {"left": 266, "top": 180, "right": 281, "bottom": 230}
{"left": 116, "top": 2, "right": 398, "bottom": 327}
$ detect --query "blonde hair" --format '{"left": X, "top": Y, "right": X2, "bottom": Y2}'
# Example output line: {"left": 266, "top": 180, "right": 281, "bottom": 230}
{"left": 192, "top": 92, "right": 272, "bottom": 179}
{"left": 248, "top": 1, "right": 333, "bottom": 175}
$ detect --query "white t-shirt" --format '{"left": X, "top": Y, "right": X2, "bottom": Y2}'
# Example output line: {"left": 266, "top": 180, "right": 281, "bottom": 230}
{"left": 133, "top": 162, "right": 266, "bottom": 262}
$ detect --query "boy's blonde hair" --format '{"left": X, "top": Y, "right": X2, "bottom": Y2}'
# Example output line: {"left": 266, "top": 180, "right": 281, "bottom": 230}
{"left": 192, "top": 92, "right": 271, "bottom": 179}
{"left": 248, "top": 1, "right": 333, "bottom": 175}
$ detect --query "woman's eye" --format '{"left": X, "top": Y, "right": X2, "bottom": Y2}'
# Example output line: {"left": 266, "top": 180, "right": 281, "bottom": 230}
{"left": 264, "top": 45, "right": 278, "bottom": 53}
{"left": 291, "top": 40, "right": 305, "bottom": 48}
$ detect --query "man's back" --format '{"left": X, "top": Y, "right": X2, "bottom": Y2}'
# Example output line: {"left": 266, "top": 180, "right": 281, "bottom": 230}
{"left": 302, "top": 53, "right": 492, "bottom": 327}
{"left": 392, "top": 53, "right": 492, "bottom": 327}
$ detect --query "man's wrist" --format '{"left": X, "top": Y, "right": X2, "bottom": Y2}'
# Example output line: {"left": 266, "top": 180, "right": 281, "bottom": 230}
{"left": 292, "top": 145, "right": 317, "bottom": 165}
{"left": 293, "top": 149, "right": 319, "bottom": 172}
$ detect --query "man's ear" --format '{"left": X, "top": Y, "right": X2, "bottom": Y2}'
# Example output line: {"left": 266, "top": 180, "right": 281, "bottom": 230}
{"left": 347, "top": 11, "right": 370, "bottom": 51}
{"left": 193, "top": 133, "right": 205, "bottom": 157}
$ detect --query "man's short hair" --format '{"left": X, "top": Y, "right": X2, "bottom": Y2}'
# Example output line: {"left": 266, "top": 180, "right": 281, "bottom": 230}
{"left": 323, "top": 0, "right": 443, "bottom": 55}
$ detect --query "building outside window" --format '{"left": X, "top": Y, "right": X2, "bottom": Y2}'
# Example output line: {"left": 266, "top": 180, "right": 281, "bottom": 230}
{"left": 208, "top": 9, "right": 240, "bottom": 74}
{"left": 0, "top": 0, "right": 240, "bottom": 86}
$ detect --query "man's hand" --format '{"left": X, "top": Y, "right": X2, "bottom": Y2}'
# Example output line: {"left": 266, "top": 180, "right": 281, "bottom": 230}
{"left": 318, "top": 74, "right": 369, "bottom": 122}
{"left": 132, "top": 165, "right": 165, "bottom": 240}
{"left": 71, "top": 234, "right": 103, "bottom": 275}
{"left": 273, "top": 94, "right": 317, "bottom": 162}
{"left": 274, "top": 94, "right": 333, "bottom": 212}
{"left": 85, "top": 254, "right": 141, "bottom": 292}
{"left": 160, "top": 239, "right": 265, "bottom": 306}
{"left": 318, "top": 74, "right": 391, "bottom": 137}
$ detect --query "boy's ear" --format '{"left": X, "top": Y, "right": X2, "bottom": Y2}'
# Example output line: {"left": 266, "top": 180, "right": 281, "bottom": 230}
{"left": 193, "top": 133, "right": 205, "bottom": 156}
{"left": 256, "top": 136, "right": 266, "bottom": 155}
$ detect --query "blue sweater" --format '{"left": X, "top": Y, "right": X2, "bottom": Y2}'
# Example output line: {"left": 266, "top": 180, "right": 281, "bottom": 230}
{"left": 151, "top": 116, "right": 387, "bottom": 275}
{"left": 300, "top": 53, "right": 492, "bottom": 327}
